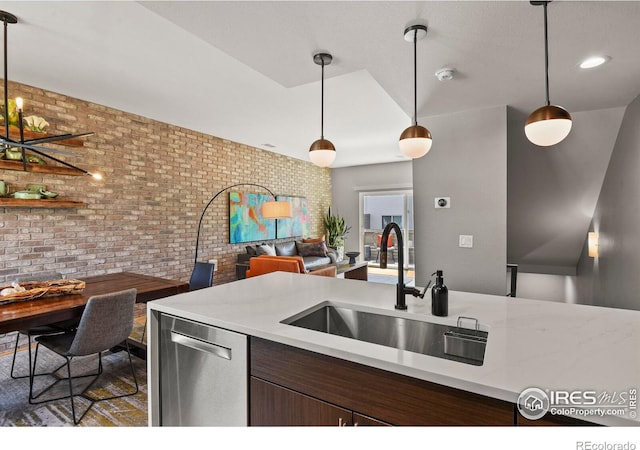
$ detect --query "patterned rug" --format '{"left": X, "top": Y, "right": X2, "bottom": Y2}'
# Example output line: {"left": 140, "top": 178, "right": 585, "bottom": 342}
{"left": 0, "top": 335, "right": 148, "bottom": 427}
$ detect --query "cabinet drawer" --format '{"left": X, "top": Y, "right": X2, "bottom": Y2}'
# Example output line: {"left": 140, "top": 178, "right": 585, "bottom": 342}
{"left": 250, "top": 337, "right": 513, "bottom": 425}
{"left": 250, "top": 377, "right": 351, "bottom": 426}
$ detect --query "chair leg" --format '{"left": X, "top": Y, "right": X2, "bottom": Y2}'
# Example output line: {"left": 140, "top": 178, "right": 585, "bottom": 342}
{"left": 29, "top": 341, "right": 40, "bottom": 404}
{"left": 66, "top": 356, "right": 79, "bottom": 425}
{"left": 28, "top": 338, "right": 36, "bottom": 403}
{"left": 10, "top": 332, "right": 20, "bottom": 379}
{"left": 29, "top": 344, "right": 139, "bottom": 425}
{"left": 125, "top": 341, "right": 139, "bottom": 394}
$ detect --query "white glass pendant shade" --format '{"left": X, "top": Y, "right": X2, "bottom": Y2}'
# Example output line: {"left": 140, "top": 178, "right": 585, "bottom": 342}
{"left": 525, "top": 105, "right": 572, "bottom": 146}
{"left": 309, "top": 138, "right": 336, "bottom": 167}
{"left": 262, "top": 200, "right": 292, "bottom": 219}
{"left": 399, "top": 124, "right": 432, "bottom": 158}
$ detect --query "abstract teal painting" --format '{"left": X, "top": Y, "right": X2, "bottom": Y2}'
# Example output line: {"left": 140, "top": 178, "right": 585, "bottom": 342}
{"left": 276, "top": 196, "right": 309, "bottom": 239}
{"left": 229, "top": 191, "right": 276, "bottom": 243}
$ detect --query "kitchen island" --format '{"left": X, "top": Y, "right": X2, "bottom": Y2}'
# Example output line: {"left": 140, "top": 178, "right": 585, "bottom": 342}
{"left": 146, "top": 272, "right": 640, "bottom": 426}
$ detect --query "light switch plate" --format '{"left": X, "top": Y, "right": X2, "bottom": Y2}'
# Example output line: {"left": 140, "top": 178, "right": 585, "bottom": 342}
{"left": 435, "top": 197, "right": 450, "bottom": 208}
{"left": 459, "top": 235, "right": 473, "bottom": 248}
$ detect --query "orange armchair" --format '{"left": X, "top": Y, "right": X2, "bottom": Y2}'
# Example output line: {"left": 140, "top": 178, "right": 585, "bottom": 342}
{"left": 376, "top": 234, "right": 395, "bottom": 263}
{"left": 246, "top": 255, "right": 336, "bottom": 278}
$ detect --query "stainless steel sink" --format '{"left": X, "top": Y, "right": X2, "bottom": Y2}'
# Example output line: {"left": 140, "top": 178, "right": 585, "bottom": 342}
{"left": 281, "top": 303, "right": 488, "bottom": 366}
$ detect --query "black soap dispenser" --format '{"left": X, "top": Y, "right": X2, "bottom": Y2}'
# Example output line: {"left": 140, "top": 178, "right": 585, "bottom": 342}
{"left": 431, "top": 270, "right": 448, "bottom": 317}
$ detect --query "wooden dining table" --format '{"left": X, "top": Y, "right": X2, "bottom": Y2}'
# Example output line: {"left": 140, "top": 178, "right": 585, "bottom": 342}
{"left": 0, "top": 272, "right": 190, "bottom": 335}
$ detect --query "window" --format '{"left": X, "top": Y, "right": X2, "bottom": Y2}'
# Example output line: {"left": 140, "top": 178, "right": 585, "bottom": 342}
{"left": 360, "top": 192, "right": 414, "bottom": 268}
{"left": 382, "top": 215, "right": 403, "bottom": 228}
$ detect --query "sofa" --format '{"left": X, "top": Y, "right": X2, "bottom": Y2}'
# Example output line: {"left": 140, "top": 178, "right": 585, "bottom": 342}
{"left": 245, "top": 255, "right": 337, "bottom": 278}
{"left": 237, "top": 238, "right": 338, "bottom": 278}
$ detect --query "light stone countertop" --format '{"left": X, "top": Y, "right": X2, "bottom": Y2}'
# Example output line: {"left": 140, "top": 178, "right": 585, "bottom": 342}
{"left": 147, "top": 272, "right": 640, "bottom": 426}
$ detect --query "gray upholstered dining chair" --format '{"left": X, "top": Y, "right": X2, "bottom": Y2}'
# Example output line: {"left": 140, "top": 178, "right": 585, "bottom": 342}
{"left": 30, "top": 288, "right": 139, "bottom": 425}
{"left": 10, "top": 272, "right": 79, "bottom": 387}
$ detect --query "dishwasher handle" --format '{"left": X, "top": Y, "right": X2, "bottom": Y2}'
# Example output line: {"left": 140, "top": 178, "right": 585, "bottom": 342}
{"left": 170, "top": 331, "right": 232, "bottom": 360}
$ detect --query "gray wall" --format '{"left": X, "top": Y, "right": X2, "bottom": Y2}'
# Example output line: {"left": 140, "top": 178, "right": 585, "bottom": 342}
{"left": 516, "top": 273, "right": 578, "bottom": 303}
{"left": 507, "top": 106, "right": 625, "bottom": 275}
{"left": 413, "top": 106, "right": 507, "bottom": 295}
{"left": 331, "top": 161, "right": 412, "bottom": 254}
{"left": 576, "top": 94, "right": 640, "bottom": 310}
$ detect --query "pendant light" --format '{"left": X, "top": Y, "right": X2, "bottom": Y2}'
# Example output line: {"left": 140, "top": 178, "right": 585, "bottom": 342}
{"left": 309, "top": 53, "right": 336, "bottom": 167}
{"left": 399, "top": 24, "right": 432, "bottom": 159}
{"left": 525, "top": 1, "right": 572, "bottom": 147}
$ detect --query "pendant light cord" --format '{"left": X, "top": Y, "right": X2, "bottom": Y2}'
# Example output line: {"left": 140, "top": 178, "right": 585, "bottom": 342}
{"left": 320, "top": 60, "right": 324, "bottom": 139}
{"left": 543, "top": 1, "right": 550, "bottom": 106}
{"left": 413, "top": 28, "right": 418, "bottom": 126}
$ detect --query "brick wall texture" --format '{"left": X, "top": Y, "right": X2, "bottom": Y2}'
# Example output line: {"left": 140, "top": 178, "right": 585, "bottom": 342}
{"left": 0, "top": 80, "right": 332, "bottom": 287}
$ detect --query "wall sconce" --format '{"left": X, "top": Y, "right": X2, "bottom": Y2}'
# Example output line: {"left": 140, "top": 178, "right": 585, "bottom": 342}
{"left": 588, "top": 232, "right": 599, "bottom": 258}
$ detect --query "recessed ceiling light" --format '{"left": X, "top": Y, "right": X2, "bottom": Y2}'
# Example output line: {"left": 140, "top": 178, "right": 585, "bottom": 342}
{"left": 579, "top": 56, "right": 610, "bottom": 69}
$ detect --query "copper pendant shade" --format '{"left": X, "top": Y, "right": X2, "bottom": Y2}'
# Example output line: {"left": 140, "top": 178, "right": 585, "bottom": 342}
{"left": 399, "top": 24, "right": 432, "bottom": 159}
{"left": 309, "top": 53, "right": 336, "bottom": 167}
{"left": 525, "top": 1, "right": 572, "bottom": 147}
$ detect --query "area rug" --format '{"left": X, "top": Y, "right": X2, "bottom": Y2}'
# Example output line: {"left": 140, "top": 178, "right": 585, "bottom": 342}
{"left": 0, "top": 339, "right": 148, "bottom": 427}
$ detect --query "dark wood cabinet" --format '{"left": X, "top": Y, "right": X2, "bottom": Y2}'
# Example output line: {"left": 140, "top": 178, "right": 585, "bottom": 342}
{"left": 250, "top": 378, "right": 352, "bottom": 426}
{"left": 250, "top": 337, "right": 514, "bottom": 426}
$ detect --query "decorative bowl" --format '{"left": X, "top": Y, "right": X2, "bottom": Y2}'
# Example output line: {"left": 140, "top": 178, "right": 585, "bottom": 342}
{"left": 39, "top": 190, "right": 59, "bottom": 199}
{"left": 345, "top": 251, "right": 360, "bottom": 264}
{"left": 13, "top": 191, "right": 42, "bottom": 199}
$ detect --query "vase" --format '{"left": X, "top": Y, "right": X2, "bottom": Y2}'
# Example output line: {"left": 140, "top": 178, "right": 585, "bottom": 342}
{"left": 336, "top": 244, "right": 345, "bottom": 262}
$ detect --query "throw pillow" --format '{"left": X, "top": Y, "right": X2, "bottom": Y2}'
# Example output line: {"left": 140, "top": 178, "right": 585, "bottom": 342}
{"left": 303, "top": 236, "right": 325, "bottom": 243}
{"left": 296, "top": 241, "right": 328, "bottom": 257}
{"left": 275, "top": 241, "right": 297, "bottom": 256}
{"left": 256, "top": 243, "right": 276, "bottom": 256}
{"left": 245, "top": 245, "right": 257, "bottom": 256}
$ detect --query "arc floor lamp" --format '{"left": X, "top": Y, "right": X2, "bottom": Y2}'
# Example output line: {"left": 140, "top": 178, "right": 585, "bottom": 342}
{"left": 191, "top": 183, "right": 292, "bottom": 288}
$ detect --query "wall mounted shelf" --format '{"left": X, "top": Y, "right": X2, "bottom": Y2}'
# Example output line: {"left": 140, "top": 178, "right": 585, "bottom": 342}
{"left": 0, "top": 160, "right": 85, "bottom": 176}
{"left": 0, "top": 198, "right": 85, "bottom": 208}
{"left": 0, "top": 126, "right": 85, "bottom": 147}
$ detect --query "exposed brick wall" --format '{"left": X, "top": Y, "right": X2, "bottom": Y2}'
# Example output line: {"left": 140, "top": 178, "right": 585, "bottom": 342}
{"left": 0, "top": 80, "right": 332, "bottom": 287}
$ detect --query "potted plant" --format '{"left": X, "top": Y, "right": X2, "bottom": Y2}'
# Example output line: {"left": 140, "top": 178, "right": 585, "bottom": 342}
{"left": 323, "top": 208, "right": 351, "bottom": 261}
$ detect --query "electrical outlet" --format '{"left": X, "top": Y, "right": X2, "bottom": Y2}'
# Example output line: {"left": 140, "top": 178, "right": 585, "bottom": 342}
{"left": 208, "top": 259, "right": 218, "bottom": 272}
{"left": 435, "top": 197, "right": 450, "bottom": 208}
{"left": 459, "top": 235, "right": 473, "bottom": 248}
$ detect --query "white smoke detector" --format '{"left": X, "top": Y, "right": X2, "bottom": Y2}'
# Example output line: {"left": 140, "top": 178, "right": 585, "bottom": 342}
{"left": 435, "top": 68, "right": 455, "bottom": 81}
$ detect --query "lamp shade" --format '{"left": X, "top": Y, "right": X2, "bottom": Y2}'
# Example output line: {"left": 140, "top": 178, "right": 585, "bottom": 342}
{"left": 525, "top": 105, "right": 573, "bottom": 147}
{"left": 262, "top": 200, "right": 292, "bottom": 219}
{"left": 588, "top": 232, "right": 599, "bottom": 258}
{"left": 309, "top": 138, "right": 336, "bottom": 167}
{"left": 399, "top": 124, "right": 432, "bottom": 158}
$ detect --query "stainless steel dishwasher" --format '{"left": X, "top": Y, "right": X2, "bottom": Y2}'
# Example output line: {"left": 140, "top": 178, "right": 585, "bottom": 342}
{"left": 159, "top": 313, "right": 247, "bottom": 426}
